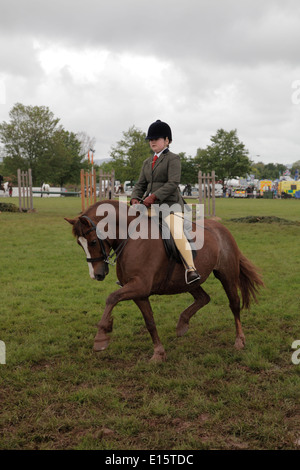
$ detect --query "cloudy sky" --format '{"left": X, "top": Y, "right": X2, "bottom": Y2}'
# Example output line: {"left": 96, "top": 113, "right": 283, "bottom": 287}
{"left": 1, "top": 0, "right": 300, "bottom": 166}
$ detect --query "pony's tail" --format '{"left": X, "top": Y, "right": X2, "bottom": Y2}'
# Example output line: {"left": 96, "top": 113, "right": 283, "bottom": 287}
{"left": 239, "top": 252, "right": 265, "bottom": 309}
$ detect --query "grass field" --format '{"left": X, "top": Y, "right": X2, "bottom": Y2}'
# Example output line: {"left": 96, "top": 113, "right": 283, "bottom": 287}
{"left": 0, "top": 196, "right": 299, "bottom": 450}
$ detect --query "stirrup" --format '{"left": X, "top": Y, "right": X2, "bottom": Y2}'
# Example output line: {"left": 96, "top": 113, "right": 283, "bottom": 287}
{"left": 185, "top": 268, "right": 201, "bottom": 284}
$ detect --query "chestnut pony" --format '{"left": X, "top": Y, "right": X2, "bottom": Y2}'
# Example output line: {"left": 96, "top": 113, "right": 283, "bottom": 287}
{"left": 65, "top": 200, "right": 263, "bottom": 361}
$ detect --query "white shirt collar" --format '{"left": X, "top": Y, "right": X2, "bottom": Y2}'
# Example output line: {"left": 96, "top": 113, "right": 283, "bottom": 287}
{"left": 155, "top": 147, "right": 168, "bottom": 158}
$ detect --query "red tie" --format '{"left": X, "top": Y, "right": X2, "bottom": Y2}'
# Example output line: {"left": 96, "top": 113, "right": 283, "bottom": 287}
{"left": 152, "top": 154, "right": 158, "bottom": 169}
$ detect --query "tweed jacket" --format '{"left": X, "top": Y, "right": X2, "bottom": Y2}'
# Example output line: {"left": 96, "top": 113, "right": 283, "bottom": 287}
{"left": 131, "top": 148, "right": 185, "bottom": 210}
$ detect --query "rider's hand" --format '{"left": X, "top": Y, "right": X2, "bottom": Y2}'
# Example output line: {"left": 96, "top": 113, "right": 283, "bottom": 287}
{"left": 130, "top": 198, "right": 140, "bottom": 205}
{"left": 143, "top": 194, "right": 157, "bottom": 207}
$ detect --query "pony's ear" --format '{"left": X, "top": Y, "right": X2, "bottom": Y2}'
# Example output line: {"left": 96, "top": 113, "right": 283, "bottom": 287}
{"left": 78, "top": 216, "right": 91, "bottom": 226}
{"left": 64, "top": 217, "right": 76, "bottom": 225}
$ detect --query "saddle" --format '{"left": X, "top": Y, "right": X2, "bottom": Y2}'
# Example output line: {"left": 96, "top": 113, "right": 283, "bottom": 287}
{"left": 152, "top": 215, "right": 197, "bottom": 264}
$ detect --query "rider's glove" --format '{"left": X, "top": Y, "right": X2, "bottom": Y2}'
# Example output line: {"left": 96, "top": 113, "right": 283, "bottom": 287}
{"left": 143, "top": 194, "right": 157, "bottom": 207}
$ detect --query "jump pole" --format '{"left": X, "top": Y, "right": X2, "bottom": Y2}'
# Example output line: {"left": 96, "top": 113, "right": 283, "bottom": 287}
{"left": 17, "top": 168, "right": 34, "bottom": 212}
{"left": 80, "top": 168, "right": 96, "bottom": 212}
{"left": 198, "top": 170, "right": 216, "bottom": 217}
{"left": 99, "top": 169, "right": 115, "bottom": 201}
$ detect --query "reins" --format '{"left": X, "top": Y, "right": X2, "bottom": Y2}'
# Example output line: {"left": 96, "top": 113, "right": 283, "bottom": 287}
{"left": 136, "top": 196, "right": 212, "bottom": 233}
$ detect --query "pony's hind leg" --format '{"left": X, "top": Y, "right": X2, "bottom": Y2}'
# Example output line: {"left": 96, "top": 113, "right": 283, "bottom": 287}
{"left": 176, "top": 285, "right": 210, "bottom": 337}
{"left": 213, "top": 270, "right": 245, "bottom": 350}
{"left": 134, "top": 299, "right": 167, "bottom": 362}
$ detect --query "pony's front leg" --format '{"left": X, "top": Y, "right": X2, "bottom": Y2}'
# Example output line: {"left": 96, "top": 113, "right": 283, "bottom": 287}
{"left": 93, "top": 302, "right": 114, "bottom": 352}
{"left": 93, "top": 278, "right": 152, "bottom": 353}
{"left": 94, "top": 289, "right": 121, "bottom": 351}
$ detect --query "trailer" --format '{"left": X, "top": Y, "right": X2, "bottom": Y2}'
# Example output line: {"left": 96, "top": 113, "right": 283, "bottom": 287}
{"left": 277, "top": 180, "right": 300, "bottom": 198}
{"left": 258, "top": 180, "right": 273, "bottom": 196}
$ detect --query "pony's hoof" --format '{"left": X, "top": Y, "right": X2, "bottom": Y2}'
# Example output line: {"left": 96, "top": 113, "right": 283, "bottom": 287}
{"left": 176, "top": 322, "right": 189, "bottom": 337}
{"left": 150, "top": 353, "right": 166, "bottom": 363}
{"left": 150, "top": 347, "right": 167, "bottom": 362}
{"left": 234, "top": 336, "right": 245, "bottom": 350}
{"left": 93, "top": 338, "right": 110, "bottom": 352}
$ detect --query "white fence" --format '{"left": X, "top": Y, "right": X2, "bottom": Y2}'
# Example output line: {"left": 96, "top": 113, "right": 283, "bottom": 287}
{"left": 1, "top": 187, "right": 69, "bottom": 198}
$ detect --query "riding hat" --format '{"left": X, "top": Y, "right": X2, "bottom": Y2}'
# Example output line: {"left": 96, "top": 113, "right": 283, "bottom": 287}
{"left": 146, "top": 120, "right": 172, "bottom": 142}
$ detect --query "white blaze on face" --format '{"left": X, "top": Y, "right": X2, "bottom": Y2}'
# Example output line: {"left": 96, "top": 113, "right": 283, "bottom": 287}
{"left": 78, "top": 236, "right": 95, "bottom": 279}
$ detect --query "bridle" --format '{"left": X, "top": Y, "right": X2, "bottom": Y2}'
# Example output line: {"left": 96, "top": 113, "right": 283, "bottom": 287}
{"left": 80, "top": 215, "right": 129, "bottom": 266}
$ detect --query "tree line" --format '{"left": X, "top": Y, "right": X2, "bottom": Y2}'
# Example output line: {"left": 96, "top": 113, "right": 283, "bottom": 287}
{"left": 0, "top": 103, "right": 94, "bottom": 187}
{"left": 101, "top": 126, "right": 297, "bottom": 184}
{"left": 0, "top": 104, "right": 297, "bottom": 187}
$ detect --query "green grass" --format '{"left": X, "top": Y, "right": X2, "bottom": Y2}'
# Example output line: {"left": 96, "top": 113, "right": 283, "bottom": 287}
{"left": 0, "top": 196, "right": 299, "bottom": 450}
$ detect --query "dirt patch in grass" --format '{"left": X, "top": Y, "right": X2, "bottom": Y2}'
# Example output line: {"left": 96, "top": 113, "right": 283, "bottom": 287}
{"left": 230, "top": 215, "right": 300, "bottom": 225}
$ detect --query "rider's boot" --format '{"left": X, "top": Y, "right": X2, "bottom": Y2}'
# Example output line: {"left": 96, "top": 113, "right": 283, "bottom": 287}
{"left": 185, "top": 267, "right": 201, "bottom": 284}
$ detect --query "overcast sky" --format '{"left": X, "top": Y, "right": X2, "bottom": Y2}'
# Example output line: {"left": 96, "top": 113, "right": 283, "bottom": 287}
{"left": 1, "top": 0, "right": 300, "bottom": 166}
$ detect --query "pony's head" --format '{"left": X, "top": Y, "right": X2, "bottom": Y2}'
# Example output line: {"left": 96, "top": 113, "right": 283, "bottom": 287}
{"left": 65, "top": 215, "right": 109, "bottom": 281}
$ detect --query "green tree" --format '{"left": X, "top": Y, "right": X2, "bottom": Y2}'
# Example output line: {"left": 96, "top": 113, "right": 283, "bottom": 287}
{"left": 110, "top": 126, "right": 152, "bottom": 183}
{"left": 250, "top": 161, "right": 265, "bottom": 180}
{"left": 0, "top": 103, "right": 88, "bottom": 186}
{"left": 194, "top": 129, "right": 251, "bottom": 182}
{"left": 0, "top": 103, "right": 60, "bottom": 183}
{"left": 263, "top": 163, "right": 287, "bottom": 180}
{"left": 179, "top": 152, "right": 198, "bottom": 184}
{"left": 98, "top": 160, "right": 115, "bottom": 174}
{"left": 251, "top": 161, "right": 287, "bottom": 180}
{"left": 42, "top": 129, "right": 84, "bottom": 188}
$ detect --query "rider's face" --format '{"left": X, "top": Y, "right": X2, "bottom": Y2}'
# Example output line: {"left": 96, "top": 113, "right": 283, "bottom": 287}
{"left": 149, "top": 137, "right": 169, "bottom": 154}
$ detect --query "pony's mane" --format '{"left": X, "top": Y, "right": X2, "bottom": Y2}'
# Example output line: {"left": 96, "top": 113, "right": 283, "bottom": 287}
{"left": 72, "top": 199, "right": 128, "bottom": 238}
